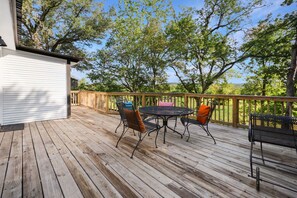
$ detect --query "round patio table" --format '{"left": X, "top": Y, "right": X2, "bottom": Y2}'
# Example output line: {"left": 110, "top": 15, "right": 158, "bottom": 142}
{"left": 139, "top": 106, "right": 193, "bottom": 144}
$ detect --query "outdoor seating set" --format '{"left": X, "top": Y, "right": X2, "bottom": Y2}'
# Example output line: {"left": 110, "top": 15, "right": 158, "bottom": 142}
{"left": 115, "top": 97, "right": 217, "bottom": 158}
{"left": 115, "top": 96, "right": 297, "bottom": 193}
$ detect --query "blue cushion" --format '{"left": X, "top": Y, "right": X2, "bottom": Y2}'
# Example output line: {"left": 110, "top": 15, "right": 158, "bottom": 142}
{"left": 124, "top": 101, "right": 133, "bottom": 110}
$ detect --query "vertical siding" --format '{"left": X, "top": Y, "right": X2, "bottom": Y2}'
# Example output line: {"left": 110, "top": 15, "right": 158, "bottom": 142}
{"left": 0, "top": 50, "right": 67, "bottom": 125}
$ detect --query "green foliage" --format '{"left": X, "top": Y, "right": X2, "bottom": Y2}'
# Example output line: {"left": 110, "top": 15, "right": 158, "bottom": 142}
{"left": 21, "top": 0, "right": 295, "bottom": 96}
{"left": 20, "top": 0, "right": 112, "bottom": 70}
{"left": 166, "top": 0, "right": 263, "bottom": 94}
{"left": 77, "top": 78, "right": 88, "bottom": 90}
{"left": 88, "top": 0, "right": 173, "bottom": 92}
{"left": 206, "top": 69, "right": 242, "bottom": 94}
{"left": 207, "top": 82, "right": 241, "bottom": 95}
{"left": 241, "top": 75, "right": 286, "bottom": 96}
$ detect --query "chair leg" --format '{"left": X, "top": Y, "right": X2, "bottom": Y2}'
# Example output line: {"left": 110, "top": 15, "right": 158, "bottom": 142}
{"left": 181, "top": 117, "right": 187, "bottom": 136}
{"left": 260, "top": 142, "right": 265, "bottom": 164}
{"left": 205, "top": 125, "right": 216, "bottom": 144}
{"left": 250, "top": 141, "right": 254, "bottom": 177}
{"left": 256, "top": 167, "right": 260, "bottom": 191}
{"left": 201, "top": 125, "right": 216, "bottom": 144}
{"left": 201, "top": 125, "right": 210, "bottom": 136}
{"left": 116, "top": 128, "right": 128, "bottom": 148}
{"left": 115, "top": 121, "right": 122, "bottom": 133}
{"left": 155, "top": 129, "right": 160, "bottom": 148}
{"left": 186, "top": 125, "right": 190, "bottom": 142}
{"left": 131, "top": 133, "right": 148, "bottom": 158}
{"left": 182, "top": 125, "right": 187, "bottom": 136}
{"left": 174, "top": 117, "right": 177, "bottom": 130}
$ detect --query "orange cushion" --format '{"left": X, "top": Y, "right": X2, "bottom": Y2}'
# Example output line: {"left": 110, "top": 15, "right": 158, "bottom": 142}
{"left": 197, "top": 104, "right": 211, "bottom": 124}
{"left": 135, "top": 111, "right": 146, "bottom": 133}
{"left": 124, "top": 109, "right": 146, "bottom": 133}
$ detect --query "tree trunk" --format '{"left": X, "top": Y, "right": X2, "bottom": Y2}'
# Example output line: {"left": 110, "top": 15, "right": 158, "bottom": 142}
{"left": 261, "top": 76, "right": 267, "bottom": 96}
{"left": 285, "top": 42, "right": 297, "bottom": 116}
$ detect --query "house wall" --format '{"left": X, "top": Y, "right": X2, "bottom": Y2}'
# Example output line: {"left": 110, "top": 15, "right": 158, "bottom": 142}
{"left": 0, "top": 48, "right": 67, "bottom": 125}
{"left": 0, "top": 0, "right": 16, "bottom": 50}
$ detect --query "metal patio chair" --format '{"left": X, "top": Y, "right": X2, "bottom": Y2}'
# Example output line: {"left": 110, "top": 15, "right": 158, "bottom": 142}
{"left": 115, "top": 102, "right": 161, "bottom": 158}
{"left": 180, "top": 100, "right": 217, "bottom": 143}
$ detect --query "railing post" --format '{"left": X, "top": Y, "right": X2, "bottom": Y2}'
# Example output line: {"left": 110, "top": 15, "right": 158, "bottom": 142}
{"left": 232, "top": 97, "right": 239, "bottom": 128}
{"left": 94, "top": 93, "right": 97, "bottom": 110}
{"left": 142, "top": 94, "right": 146, "bottom": 107}
{"left": 78, "top": 91, "right": 81, "bottom": 105}
{"left": 105, "top": 94, "right": 109, "bottom": 113}
{"left": 184, "top": 94, "right": 188, "bottom": 108}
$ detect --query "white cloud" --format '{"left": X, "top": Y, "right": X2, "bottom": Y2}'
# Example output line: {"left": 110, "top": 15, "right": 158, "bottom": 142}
{"left": 252, "top": 0, "right": 284, "bottom": 21}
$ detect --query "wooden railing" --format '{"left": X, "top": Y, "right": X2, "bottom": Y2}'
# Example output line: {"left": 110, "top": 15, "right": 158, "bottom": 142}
{"left": 70, "top": 91, "right": 80, "bottom": 106}
{"left": 71, "top": 91, "right": 297, "bottom": 128}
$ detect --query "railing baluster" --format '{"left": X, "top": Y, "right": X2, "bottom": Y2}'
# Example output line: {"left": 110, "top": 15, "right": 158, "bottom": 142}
{"left": 223, "top": 99, "right": 225, "bottom": 123}
{"left": 243, "top": 99, "right": 246, "bottom": 125}
{"left": 227, "top": 99, "right": 230, "bottom": 123}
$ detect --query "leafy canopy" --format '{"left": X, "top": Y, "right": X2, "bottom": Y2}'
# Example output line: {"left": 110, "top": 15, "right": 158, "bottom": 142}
{"left": 20, "top": 0, "right": 112, "bottom": 68}
{"left": 88, "top": 0, "right": 173, "bottom": 92}
{"left": 166, "top": 0, "right": 262, "bottom": 94}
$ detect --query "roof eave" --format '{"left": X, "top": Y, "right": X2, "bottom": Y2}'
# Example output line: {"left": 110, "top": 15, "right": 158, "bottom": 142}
{"left": 16, "top": 45, "right": 81, "bottom": 63}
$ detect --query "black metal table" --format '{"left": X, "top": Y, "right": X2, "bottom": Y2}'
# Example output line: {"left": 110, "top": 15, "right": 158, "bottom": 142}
{"left": 139, "top": 106, "right": 193, "bottom": 144}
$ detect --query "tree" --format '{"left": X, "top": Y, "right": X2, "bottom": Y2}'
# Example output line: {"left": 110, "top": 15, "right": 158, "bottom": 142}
{"left": 89, "top": 0, "right": 173, "bottom": 92}
{"left": 166, "top": 0, "right": 262, "bottom": 94}
{"left": 87, "top": 50, "right": 124, "bottom": 91}
{"left": 241, "top": 0, "right": 297, "bottom": 114}
{"left": 241, "top": 22, "right": 289, "bottom": 96}
{"left": 77, "top": 78, "right": 88, "bottom": 90}
{"left": 20, "top": 0, "right": 111, "bottom": 69}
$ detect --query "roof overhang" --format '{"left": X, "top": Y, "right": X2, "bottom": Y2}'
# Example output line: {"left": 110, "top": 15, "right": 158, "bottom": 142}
{"left": 16, "top": 45, "right": 81, "bottom": 63}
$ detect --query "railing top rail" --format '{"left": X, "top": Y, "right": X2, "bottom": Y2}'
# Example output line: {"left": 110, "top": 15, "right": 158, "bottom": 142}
{"left": 106, "top": 92, "right": 186, "bottom": 96}
{"left": 184, "top": 93, "right": 297, "bottom": 101}
{"left": 72, "top": 91, "right": 297, "bottom": 101}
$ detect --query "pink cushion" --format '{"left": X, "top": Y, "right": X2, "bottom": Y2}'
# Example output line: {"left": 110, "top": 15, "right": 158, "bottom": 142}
{"left": 158, "top": 101, "right": 174, "bottom": 106}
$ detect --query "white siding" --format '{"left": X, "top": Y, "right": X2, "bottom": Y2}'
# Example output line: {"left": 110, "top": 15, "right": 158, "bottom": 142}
{"left": 0, "top": 50, "right": 67, "bottom": 125}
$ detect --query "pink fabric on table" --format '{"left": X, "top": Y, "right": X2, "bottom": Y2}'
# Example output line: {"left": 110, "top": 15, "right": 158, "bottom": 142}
{"left": 158, "top": 101, "right": 174, "bottom": 106}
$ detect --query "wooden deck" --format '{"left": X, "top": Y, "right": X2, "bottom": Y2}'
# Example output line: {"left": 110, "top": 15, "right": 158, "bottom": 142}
{"left": 0, "top": 106, "right": 296, "bottom": 197}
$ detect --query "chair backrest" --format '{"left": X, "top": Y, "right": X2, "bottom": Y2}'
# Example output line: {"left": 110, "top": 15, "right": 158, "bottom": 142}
{"left": 123, "top": 105, "right": 146, "bottom": 133}
{"left": 208, "top": 100, "right": 217, "bottom": 121}
{"left": 249, "top": 114, "right": 297, "bottom": 149}
{"left": 116, "top": 96, "right": 134, "bottom": 123}
{"left": 158, "top": 96, "right": 175, "bottom": 106}
{"left": 116, "top": 101, "right": 128, "bottom": 125}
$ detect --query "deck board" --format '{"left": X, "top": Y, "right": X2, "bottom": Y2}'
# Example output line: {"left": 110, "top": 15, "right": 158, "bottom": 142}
{"left": 30, "top": 122, "right": 63, "bottom": 198}
{"left": 22, "top": 123, "right": 43, "bottom": 198}
{"left": 0, "top": 131, "right": 14, "bottom": 197}
{"left": 0, "top": 105, "right": 296, "bottom": 197}
{"left": 2, "top": 130, "right": 22, "bottom": 198}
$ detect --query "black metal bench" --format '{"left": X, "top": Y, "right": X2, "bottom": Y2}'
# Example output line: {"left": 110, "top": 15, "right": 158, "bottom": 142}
{"left": 249, "top": 113, "right": 297, "bottom": 191}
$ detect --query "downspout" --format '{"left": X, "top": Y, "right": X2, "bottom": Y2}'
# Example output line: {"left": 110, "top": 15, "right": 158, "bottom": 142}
{"left": 0, "top": 47, "right": 3, "bottom": 126}
{"left": 67, "top": 59, "right": 71, "bottom": 117}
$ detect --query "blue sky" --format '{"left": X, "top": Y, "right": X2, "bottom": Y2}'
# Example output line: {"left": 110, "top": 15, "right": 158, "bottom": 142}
{"left": 71, "top": 0, "right": 296, "bottom": 84}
